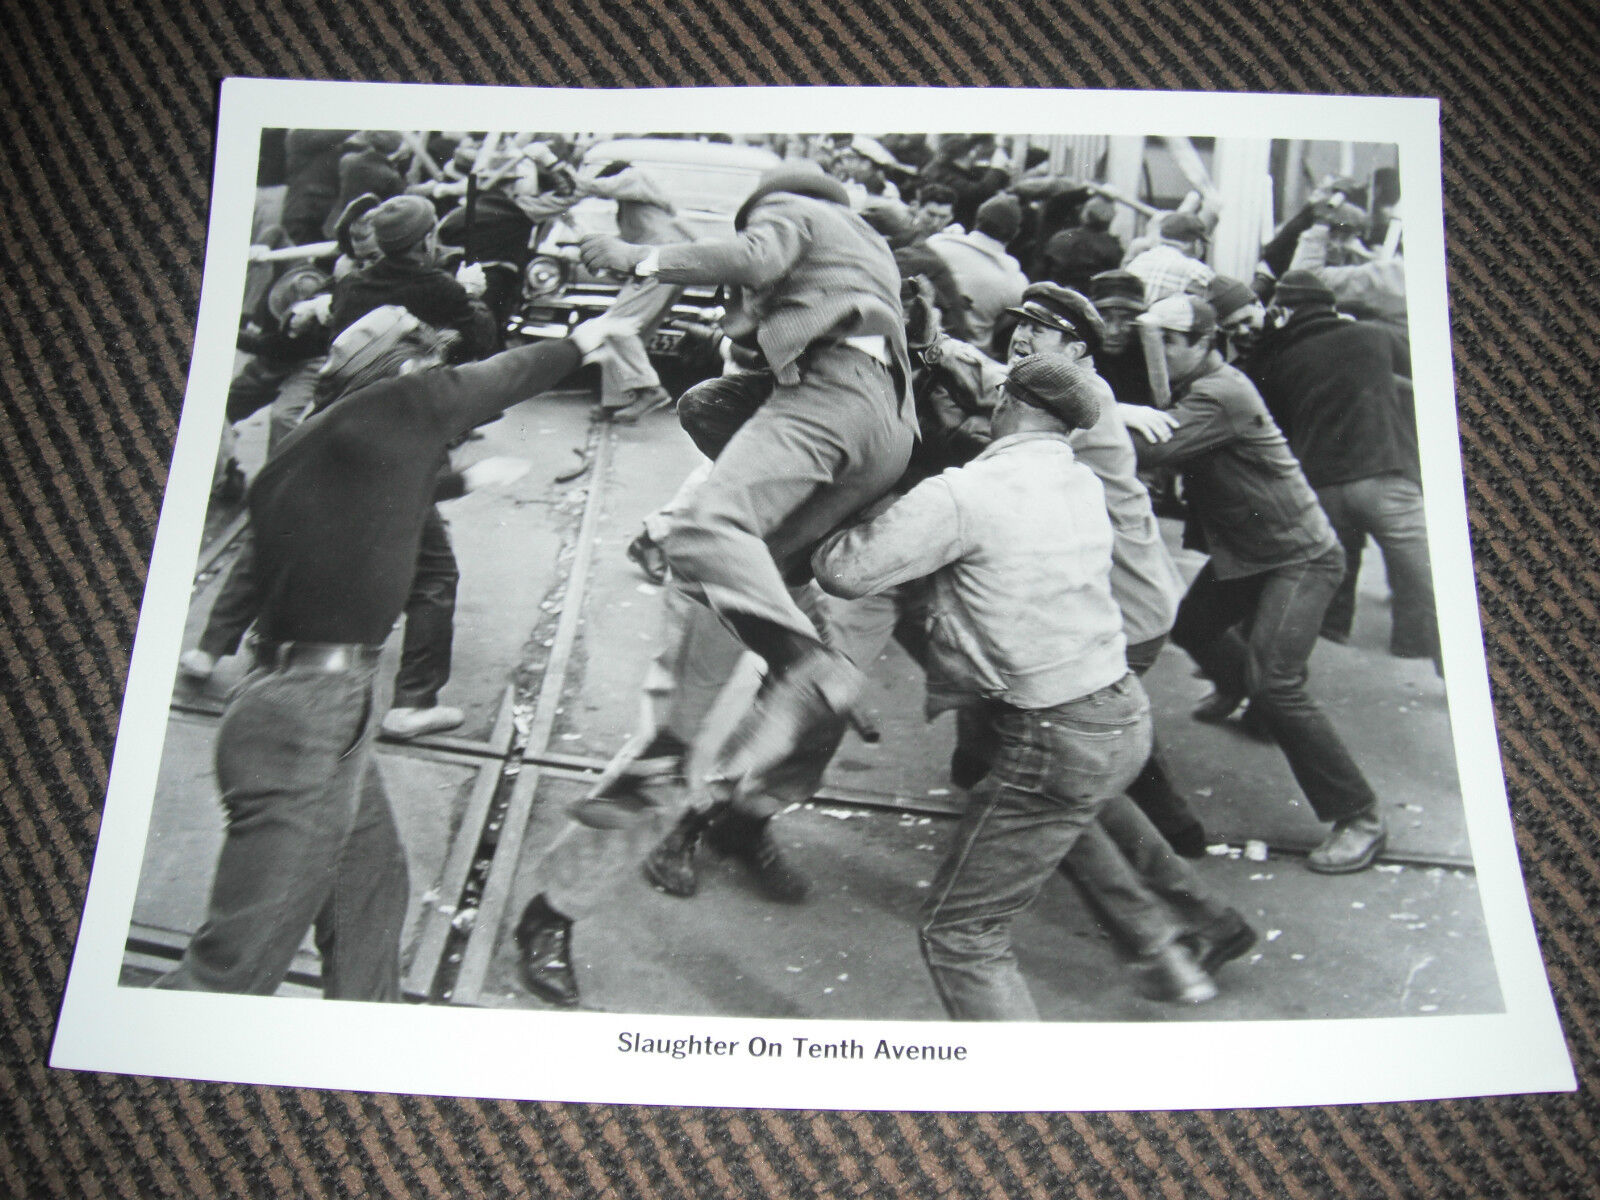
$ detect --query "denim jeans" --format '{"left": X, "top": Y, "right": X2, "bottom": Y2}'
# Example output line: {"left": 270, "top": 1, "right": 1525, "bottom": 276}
{"left": 920, "top": 674, "right": 1152, "bottom": 1021}
{"left": 1316, "top": 473, "right": 1438, "bottom": 659}
{"left": 1171, "top": 546, "right": 1377, "bottom": 823}
{"left": 1060, "top": 795, "right": 1233, "bottom": 956}
{"left": 155, "top": 658, "right": 409, "bottom": 1000}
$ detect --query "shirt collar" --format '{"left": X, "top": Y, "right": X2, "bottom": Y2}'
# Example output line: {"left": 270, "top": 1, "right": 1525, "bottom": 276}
{"left": 972, "top": 431, "right": 1076, "bottom": 462}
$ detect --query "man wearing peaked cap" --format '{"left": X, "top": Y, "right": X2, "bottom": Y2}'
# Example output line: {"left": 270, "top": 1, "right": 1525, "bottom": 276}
{"left": 1126, "top": 292, "right": 1390, "bottom": 875}
{"left": 813, "top": 352, "right": 1153, "bottom": 1020}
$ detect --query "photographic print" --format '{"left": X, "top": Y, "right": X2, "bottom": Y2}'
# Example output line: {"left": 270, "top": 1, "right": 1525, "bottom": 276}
{"left": 51, "top": 80, "right": 1573, "bottom": 1109}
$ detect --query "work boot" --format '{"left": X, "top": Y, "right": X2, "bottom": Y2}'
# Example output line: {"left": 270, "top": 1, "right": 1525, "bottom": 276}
{"left": 642, "top": 805, "right": 723, "bottom": 898}
{"left": 1178, "top": 909, "right": 1259, "bottom": 974}
{"left": 381, "top": 705, "right": 465, "bottom": 741}
{"left": 1306, "top": 807, "right": 1388, "bottom": 874}
{"left": 1141, "top": 940, "right": 1218, "bottom": 1004}
{"left": 1191, "top": 689, "right": 1245, "bottom": 724}
{"left": 513, "top": 894, "right": 579, "bottom": 1007}
{"left": 707, "top": 809, "right": 810, "bottom": 904}
{"left": 709, "top": 645, "right": 862, "bottom": 799}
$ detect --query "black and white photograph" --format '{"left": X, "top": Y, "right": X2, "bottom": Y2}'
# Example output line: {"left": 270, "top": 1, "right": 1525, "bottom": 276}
{"left": 51, "top": 81, "right": 1572, "bottom": 1110}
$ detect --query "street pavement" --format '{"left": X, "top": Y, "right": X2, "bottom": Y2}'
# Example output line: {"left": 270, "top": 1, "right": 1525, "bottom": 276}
{"left": 132, "top": 379, "right": 1502, "bottom": 1022}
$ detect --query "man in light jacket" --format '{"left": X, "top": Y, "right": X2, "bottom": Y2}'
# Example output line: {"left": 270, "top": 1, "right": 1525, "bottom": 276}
{"left": 814, "top": 354, "right": 1152, "bottom": 1021}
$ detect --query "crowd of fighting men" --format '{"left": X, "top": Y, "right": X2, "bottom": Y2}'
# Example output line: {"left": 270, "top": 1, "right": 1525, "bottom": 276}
{"left": 163, "top": 129, "right": 1430, "bottom": 1020}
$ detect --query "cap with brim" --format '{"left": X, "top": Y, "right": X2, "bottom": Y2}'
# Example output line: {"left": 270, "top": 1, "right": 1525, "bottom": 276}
{"left": 1002, "top": 282, "right": 1105, "bottom": 354}
{"left": 1159, "top": 211, "right": 1208, "bottom": 241}
{"left": 1138, "top": 294, "right": 1217, "bottom": 339}
{"left": 1088, "top": 269, "right": 1146, "bottom": 313}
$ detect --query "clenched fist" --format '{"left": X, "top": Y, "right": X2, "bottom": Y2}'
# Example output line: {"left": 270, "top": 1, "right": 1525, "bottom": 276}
{"left": 578, "top": 233, "right": 647, "bottom": 277}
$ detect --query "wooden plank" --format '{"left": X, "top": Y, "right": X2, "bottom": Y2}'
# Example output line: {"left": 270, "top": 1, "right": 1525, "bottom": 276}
{"left": 451, "top": 428, "right": 611, "bottom": 1006}
{"left": 402, "top": 686, "right": 516, "bottom": 999}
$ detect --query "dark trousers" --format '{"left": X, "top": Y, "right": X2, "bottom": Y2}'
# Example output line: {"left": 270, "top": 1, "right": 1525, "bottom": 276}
{"left": 392, "top": 509, "right": 458, "bottom": 709}
{"left": 198, "top": 509, "right": 457, "bottom": 710}
{"left": 1171, "top": 545, "right": 1376, "bottom": 823}
{"left": 155, "top": 658, "right": 409, "bottom": 1000}
{"left": 1316, "top": 473, "right": 1439, "bottom": 659}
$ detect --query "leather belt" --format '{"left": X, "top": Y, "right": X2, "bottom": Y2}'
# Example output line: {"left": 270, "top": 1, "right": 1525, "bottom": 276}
{"left": 251, "top": 638, "right": 383, "bottom": 673}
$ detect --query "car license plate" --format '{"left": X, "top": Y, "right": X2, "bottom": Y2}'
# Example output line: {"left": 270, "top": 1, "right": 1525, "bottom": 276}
{"left": 648, "top": 329, "right": 685, "bottom": 355}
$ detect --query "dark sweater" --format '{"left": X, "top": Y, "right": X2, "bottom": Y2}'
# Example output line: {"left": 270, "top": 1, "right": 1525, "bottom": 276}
{"left": 248, "top": 339, "right": 580, "bottom": 645}
{"left": 330, "top": 257, "right": 498, "bottom": 362}
{"left": 1245, "top": 307, "right": 1417, "bottom": 488}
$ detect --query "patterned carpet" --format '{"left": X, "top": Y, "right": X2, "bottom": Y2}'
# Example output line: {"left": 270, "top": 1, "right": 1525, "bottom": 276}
{"left": 3, "top": 0, "right": 1598, "bottom": 1194}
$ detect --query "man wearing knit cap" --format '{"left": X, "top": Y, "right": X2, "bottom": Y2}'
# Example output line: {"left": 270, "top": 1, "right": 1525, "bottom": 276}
{"left": 329, "top": 194, "right": 497, "bottom": 361}
{"left": 1128, "top": 293, "right": 1388, "bottom": 874}
{"left": 815, "top": 355, "right": 1151, "bottom": 1020}
{"left": 926, "top": 191, "right": 1029, "bottom": 353}
{"left": 1247, "top": 270, "right": 1434, "bottom": 660}
{"left": 1125, "top": 211, "right": 1216, "bottom": 305}
{"left": 1207, "top": 274, "right": 1267, "bottom": 362}
{"left": 1086, "top": 269, "right": 1156, "bottom": 409}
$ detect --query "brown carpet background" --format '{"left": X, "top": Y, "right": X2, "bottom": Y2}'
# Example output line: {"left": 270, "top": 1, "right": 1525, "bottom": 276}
{"left": 3, "top": 0, "right": 1598, "bottom": 1195}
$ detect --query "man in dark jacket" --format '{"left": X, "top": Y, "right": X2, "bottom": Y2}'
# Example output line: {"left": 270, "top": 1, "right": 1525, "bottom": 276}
{"left": 330, "top": 194, "right": 499, "bottom": 362}
{"left": 1246, "top": 271, "right": 1436, "bottom": 660}
{"left": 1127, "top": 295, "right": 1388, "bottom": 874}
{"left": 156, "top": 309, "right": 612, "bottom": 1000}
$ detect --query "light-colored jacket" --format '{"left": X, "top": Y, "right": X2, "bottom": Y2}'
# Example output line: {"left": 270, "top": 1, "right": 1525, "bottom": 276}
{"left": 654, "top": 192, "right": 910, "bottom": 400}
{"left": 813, "top": 432, "right": 1127, "bottom": 710}
{"left": 1068, "top": 369, "right": 1185, "bottom": 645}
{"left": 926, "top": 229, "right": 1028, "bottom": 349}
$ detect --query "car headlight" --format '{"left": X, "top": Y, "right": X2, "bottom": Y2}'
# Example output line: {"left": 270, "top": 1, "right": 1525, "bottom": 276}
{"left": 524, "top": 255, "right": 567, "bottom": 299}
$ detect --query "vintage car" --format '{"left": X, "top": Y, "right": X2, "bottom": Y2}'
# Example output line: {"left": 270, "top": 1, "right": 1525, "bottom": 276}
{"left": 505, "top": 137, "right": 780, "bottom": 378}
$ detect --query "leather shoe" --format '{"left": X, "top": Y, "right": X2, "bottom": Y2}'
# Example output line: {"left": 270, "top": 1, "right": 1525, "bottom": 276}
{"left": 1306, "top": 808, "right": 1387, "bottom": 874}
{"left": 1192, "top": 689, "right": 1245, "bottom": 724}
{"left": 708, "top": 810, "right": 810, "bottom": 904}
{"left": 1142, "top": 941, "right": 1217, "bottom": 1004}
{"left": 643, "top": 805, "right": 722, "bottom": 898}
{"left": 513, "top": 895, "right": 579, "bottom": 1007}
{"left": 1179, "top": 910, "right": 1258, "bottom": 974}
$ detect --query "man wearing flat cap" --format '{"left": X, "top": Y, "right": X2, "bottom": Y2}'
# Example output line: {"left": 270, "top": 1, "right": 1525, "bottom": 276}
{"left": 1125, "top": 210, "right": 1216, "bottom": 305}
{"left": 814, "top": 354, "right": 1151, "bottom": 1020}
{"left": 1128, "top": 293, "right": 1388, "bottom": 874}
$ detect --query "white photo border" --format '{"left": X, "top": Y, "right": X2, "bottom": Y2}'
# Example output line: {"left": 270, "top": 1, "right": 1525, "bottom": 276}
{"left": 51, "top": 79, "right": 1576, "bottom": 1110}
